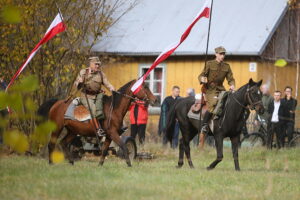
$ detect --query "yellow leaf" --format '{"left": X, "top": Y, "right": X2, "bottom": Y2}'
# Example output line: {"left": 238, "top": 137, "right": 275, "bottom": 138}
{"left": 3, "top": 130, "right": 29, "bottom": 153}
{"left": 51, "top": 151, "right": 65, "bottom": 164}
{"left": 275, "top": 59, "right": 287, "bottom": 67}
{"left": 1, "top": 6, "right": 21, "bottom": 24}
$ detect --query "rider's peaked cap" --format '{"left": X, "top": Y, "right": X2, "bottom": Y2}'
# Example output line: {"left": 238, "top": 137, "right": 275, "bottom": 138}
{"left": 215, "top": 46, "right": 226, "bottom": 54}
{"left": 89, "top": 56, "right": 101, "bottom": 64}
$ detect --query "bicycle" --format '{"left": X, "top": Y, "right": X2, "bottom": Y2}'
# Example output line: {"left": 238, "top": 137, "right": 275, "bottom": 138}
{"left": 240, "top": 116, "right": 267, "bottom": 148}
{"left": 240, "top": 115, "right": 300, "bottom": 148}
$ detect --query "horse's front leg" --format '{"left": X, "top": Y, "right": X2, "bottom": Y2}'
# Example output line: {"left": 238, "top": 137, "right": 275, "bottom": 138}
{"left": 110, "top": 130, "right": 131, "bottom": 167}
{"left": 99, "top": 136, "right": 112, "bottom": 166}
{"left": 207, "top": 134, "right": 223, "bottom": 170}
{"left": 230, "top": 135, "right": 240, "bottom": 171}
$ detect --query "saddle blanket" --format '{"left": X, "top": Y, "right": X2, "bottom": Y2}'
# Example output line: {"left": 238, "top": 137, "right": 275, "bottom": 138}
{"left": 64, "top": 98, "right": 91, "bottom": 122}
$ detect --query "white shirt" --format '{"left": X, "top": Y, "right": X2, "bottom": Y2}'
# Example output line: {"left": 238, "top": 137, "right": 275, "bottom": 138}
{"left": 271, "top": 101, "right": 280, "bottom": 122}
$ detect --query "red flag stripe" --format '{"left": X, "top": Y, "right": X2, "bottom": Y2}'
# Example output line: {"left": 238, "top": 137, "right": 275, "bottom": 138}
{"left": 6, "top": 14, "right": 66, "bottom": 91}
{"left": 131, "top": 0, "right": 211, "bottom": 94}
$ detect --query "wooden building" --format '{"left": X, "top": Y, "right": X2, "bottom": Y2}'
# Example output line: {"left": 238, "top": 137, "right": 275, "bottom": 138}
{"left": 92, "top": 0, "right": 300, "bottom": 137}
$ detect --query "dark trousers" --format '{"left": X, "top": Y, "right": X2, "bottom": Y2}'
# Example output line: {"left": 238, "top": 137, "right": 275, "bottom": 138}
{"left": 268, "top": 122, "right": 282, "bottom": 149}
{"left": 162, "top": 121, "right": 180, "bottom": 149}
{"left": 131, "top": 124, "right": 146, "bottom": 145}
{"left": 281, "top": 121, "right": 294, "bottom": 147}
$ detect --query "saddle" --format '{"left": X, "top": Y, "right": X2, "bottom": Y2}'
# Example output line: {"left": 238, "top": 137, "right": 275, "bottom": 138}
{"left": 64, "top": 98, "right": 91, "bottom": 122}
{"left": 187, "top": 91, "right": 229, "bottom": 121}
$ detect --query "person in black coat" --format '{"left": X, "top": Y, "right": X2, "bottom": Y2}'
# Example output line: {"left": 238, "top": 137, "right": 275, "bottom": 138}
{"left": 278, "top": 86, "right": 297, "bottom": 146}
{"left": 158, "top": 86, "right": 180, "bottom": 148}
{"left": 267, "top": 91, "right": 282, "bottom": 149}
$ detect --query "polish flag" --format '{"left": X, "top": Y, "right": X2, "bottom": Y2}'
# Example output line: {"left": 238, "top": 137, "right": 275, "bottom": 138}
{"left": 131, "top": 0, "right": 211, "bottom": 94}
{"left": 6, "top": 13, "right": 66, "bottom": 91}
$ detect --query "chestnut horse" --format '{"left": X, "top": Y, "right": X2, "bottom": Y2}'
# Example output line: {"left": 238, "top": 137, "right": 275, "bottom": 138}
{"left": 46, "top": 80, "right": 156, "bottom": 167}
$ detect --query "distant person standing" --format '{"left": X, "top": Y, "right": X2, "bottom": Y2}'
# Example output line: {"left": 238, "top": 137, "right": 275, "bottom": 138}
{"left": 129, "top": 100, "right": 149, "bottom": 145}
{"left": 279, "top": 86, "right": 297, "bottom": 146}
{"left": 158, "top": 86, "right": 180, "bottom": 148}
{"left": 0, "top": 76, "right": 7, "bottom": 91}
{"left": 268, "top": 91, "right": 282, "bottom": 149}
{"left": 255, "top": 84, "right": 273, "bottom": 125}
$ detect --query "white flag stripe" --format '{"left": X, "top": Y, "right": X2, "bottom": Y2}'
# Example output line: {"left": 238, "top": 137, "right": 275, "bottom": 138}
{"left": 46, "top": 14, "right": 63, "bottom": 34}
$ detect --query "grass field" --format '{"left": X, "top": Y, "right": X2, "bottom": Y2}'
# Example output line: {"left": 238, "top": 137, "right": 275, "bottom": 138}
{"left": 1, "top": 145, "right": 300, "bottom": 200}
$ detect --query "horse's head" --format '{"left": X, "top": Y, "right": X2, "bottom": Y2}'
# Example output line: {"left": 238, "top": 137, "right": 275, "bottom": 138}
{"left": 133, "top": 83, "right": 157, "bottom": 106}
{"left": 246, "top": 78, "right": 264, "bottom": 114}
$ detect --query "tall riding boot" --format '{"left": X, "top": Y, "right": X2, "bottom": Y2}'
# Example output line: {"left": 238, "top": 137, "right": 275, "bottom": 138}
{"left": 93, "top": 118, "right": 105, "bottom": 136}
{"left": 201, "top": 111, "right": 213, "bottom": 134}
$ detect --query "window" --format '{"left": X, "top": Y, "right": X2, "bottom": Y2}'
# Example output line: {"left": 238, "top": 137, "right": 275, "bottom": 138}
{"left": 139, "top": 64, "right": 165, "bottom": 110}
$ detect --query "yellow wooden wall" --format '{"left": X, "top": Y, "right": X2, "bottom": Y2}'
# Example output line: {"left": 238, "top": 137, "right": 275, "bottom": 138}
{"left": 102, "top": 57, "right": 258, "bottom": 97}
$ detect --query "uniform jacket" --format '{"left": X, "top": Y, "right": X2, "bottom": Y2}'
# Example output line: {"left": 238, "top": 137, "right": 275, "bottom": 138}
{"left": 74, "top": 68, "right": 114, "bottom": 99}
{"left": 198, "top": 60, "right": 235, "bottom": 91}
{"left": 129, "top": 100, "right": 148, "bottom": 125}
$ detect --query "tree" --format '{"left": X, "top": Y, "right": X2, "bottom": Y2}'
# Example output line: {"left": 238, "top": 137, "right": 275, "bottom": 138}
{"left": 0, "top": 0, "right": 137, "bottom": 104}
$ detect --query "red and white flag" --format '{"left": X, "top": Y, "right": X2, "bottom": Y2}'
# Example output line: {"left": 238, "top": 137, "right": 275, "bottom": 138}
{"left": 6, "top": 13, "right": 66, "bottom": 91}
{"left": 131, "top": 0, "right": 211, "bottom": 94}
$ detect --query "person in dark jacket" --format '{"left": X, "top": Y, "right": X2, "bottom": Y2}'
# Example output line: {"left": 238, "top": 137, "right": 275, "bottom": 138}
{"left": 0, "top": 76, "right": 7, "bottom": 91}
{"left": 279, "top": 86, "right": 297, "bottom": 146}
{"left": 267, "top": 91, "right": 282, "bottom": 149}
{"left": 129, "top": 100, "right": 149, "bottom": 145}
{"left": 158, "top": 86, "right": 180, "bottom": 148}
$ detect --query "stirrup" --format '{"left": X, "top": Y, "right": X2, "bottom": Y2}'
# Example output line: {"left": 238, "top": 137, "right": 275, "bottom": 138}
{"left": 96, "top": 128, "right": 105, "bottom": 137}
{"left": 201, "top": 124, "right": 209, "bottom": 134}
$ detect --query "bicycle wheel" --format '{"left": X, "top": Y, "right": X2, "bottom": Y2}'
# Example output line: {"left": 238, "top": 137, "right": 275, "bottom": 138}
{"left": 240, "top": 132, "right": 265, "bottom": 148}
{"left": 289, "top": 135, "right": 300, "bottom": 148}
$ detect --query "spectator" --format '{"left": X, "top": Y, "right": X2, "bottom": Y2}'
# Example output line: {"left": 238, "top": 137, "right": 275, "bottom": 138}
{"left": 0, "top": 76, "right": 7, "bottom": 91}
{"left": 279, "top": 86, "right": 297, "bottom": 147}
{"left": 255, "top": 84, "right": 273, "bottom": 125}
{"left": 158, "top": 85, "right": 180, "bottom": 148}
{"left": 186, "top": 88, "right": 195, "bottom": 97}
{"left": 267, "top": 91, "right": 282, "bottom": 149}
{"left": 129, "top": 100, "right": 149, "bottom": 145}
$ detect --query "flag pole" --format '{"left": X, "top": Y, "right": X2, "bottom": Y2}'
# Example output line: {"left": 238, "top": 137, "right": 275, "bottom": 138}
{"left": 199, "top": 0, "right": 214, "bottom": 148}
{"left": 204, "top": 0, "right": 214, "bottom": 67}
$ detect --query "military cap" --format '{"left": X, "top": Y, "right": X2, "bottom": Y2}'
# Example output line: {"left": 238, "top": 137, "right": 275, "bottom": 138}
{"left": 89, "top": 56, "right": 101, "bottom": 64}
{"left": 215, "top": 46, "right": 226, "bottom": 54}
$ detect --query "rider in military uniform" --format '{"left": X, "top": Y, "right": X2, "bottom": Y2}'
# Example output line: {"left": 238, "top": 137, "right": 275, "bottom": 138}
{"left": 198, "top": 46, "right": 235, "bottom": 133}
{"left": 73, "top": 56, "right": 115, "bottom": 134}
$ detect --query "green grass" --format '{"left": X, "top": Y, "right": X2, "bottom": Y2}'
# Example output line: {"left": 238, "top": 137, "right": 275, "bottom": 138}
{"left": 1, "top": 145, "right": 300, "bottom": 200}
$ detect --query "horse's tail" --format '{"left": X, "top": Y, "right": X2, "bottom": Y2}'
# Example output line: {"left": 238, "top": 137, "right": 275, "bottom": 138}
{"left": 166, "top": 103, "right": 177, "bottom": 143}
{"left": 37, "top": 98, "right": 59, "bottom": 120}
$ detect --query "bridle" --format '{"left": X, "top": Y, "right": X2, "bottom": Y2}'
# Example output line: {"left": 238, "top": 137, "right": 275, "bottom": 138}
{"left": 113, "top": 86, "right": 151, "bottom": 103}
{"left": 231, "top": 85, "right": 262, "bottom": 110}
{"left": 106, "top": 86, "right": 151, "bottom": 129}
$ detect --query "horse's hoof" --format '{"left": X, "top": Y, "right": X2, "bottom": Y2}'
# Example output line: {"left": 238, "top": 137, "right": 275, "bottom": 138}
{"left": 189, "top": 165, "right": 195, "bottom": 169}
{"left": 235, "top": 168, "right": 241, "bottom": 171}
{"left": 69, "top": 161, "right": 74, "bottom": 165}
{"left": 206, "top": 166, "right": 213, "bottom": 170}
{"left": 99, "top": 162, "right": 104, "bottom": 166}
{"left": 176, "top": 165, "right": 183, "bottom": 169}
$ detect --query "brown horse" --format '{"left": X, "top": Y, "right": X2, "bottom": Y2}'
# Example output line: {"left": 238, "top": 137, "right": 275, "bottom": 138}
{"left": 47, "top": 80, "right": 156, "bottom": 167}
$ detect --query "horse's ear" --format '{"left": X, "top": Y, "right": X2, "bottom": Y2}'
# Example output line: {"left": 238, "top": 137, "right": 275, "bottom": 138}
{"left": 257, "top": 79, "right": 263, "bottom": 87}
{"left": 248, "top": 78, "right": 254, "bottom": 86}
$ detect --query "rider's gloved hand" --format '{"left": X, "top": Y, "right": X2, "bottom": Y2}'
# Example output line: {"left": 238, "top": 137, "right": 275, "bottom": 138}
{"left": 200, "top": 76, "right": 208, "bottom": 84}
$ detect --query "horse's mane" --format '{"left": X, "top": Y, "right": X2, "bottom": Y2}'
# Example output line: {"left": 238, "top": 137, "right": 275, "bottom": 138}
{"left": 103, "top": 80, "right": 136, "bottom": 108}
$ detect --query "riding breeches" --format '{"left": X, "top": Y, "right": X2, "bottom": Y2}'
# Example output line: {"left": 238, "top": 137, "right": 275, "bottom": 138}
{"left": 80, "top": 93, "right": 104, "bottom": 120}
{"left": 205, "top": 89, "right": 220, "bottom": 112}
